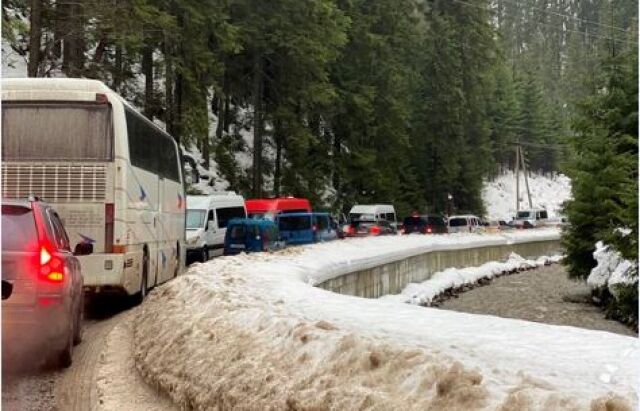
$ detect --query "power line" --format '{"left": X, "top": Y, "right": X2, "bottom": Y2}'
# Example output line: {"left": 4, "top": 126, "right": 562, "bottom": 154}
{"left": 494, "top": 0, "right": 630, "bottom": 34}
{"left": 451, "top": 0, "right": 637, "bottom": 46}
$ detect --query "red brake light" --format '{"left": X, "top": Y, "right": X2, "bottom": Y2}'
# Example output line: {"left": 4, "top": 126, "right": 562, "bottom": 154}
{"left": 39, "top": 246, "right": 64, "bottom": 283}
{"left": 427, "top": 226, "right": 433, "bottom": 233}
{"left": 370, "top": 225, "right": 381, "bottom": 235}
{"left": 105, "top": 203, "right": 114, "bottom": 253}
{"left": 96, "top": 93, "right": 108, "bottom": 103}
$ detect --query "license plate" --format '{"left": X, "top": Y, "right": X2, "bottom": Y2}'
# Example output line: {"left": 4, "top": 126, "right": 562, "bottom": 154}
{"left": 230, "top": 244, "right": 245, "bottom": 249}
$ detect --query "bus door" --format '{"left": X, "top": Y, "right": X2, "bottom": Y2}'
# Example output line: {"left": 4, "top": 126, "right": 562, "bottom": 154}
{"left": 155, "top": 176, "right": 167, "bottom": 284}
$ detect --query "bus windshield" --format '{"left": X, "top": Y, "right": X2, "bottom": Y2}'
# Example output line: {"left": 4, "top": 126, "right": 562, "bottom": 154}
{"left": 186, "top": 210, "right": 206, "bottom": 229}
{"left": 2, "top": 103, "right": 113, "bottom": 161}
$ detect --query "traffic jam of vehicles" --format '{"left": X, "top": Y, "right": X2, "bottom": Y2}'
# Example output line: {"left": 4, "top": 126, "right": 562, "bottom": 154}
{"left": 0, "top": 78, "right": 556, "bottom": 371}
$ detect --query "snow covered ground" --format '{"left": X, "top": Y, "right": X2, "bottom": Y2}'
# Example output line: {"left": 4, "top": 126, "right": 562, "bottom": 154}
{"left": 134, "top": 230, "right": 638, "bottom": 410}
{"left": 483, "top": 171, "right": 572, "bottom": 221}
{"left": 382, "top": 253, "right": 564, "bottom": 306}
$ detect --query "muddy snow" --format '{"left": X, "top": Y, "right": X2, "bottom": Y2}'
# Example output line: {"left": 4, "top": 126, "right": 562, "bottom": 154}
{"left": 133, "top": 233, "right": 638, "bottom": 410}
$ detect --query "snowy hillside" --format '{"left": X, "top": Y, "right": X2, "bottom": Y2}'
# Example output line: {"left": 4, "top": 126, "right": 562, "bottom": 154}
{"left": 482, "top": 171, "right": 571, "bottom": 221}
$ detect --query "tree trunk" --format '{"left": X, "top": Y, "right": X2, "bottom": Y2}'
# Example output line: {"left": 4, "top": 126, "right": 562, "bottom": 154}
{"left": 174, "top": 72, "right": 183, "bottom": 144}
{"left": 164, "top": 40, "right": 174, "bottom": 136}
{"left": 221, "top": 71, "right": 231, "bottom": 133}
{"left": 274, "top": 118, "right": 282, "bottom": 197}
{"left": 28, "top": 0, "right": 42, "bottom": 77}
{"left": 142, "top": 44, "right": 154, "bottom": 118}
{"left": 223, "top": 94, "right": 231, "bottom": 133}
{"left": 332, "top": 132, "right": 341, "bottom": 209}
{"left": 62, "top": 2, "right": 85, "bottom": 77}
{"left": 202, "top": 91, "right": 211, "bottom": 170}
{"left": 215, "top": 95, "right": 224, "bottom": 140}
{"left": 113, "top": 45, "right": 123, "bottom": 91}
{"left": 251, "top": 53, "right": 264, "bottom": 197}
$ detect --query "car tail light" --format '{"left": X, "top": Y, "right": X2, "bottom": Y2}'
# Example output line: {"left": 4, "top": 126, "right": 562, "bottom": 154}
{"left": 31, "top": 203, "right": 65, "bottom": 283}
{"left": 96, "top": 93, "right": 109, "bottom": 103}
{"left": 105, "top": 203, "right": 114, "bottom": 253}
{"left": 344, "top": 225, "right": 353, "bottom": 236}
{"left": 370, "top": 225, "right": 381, "bottom": 235}
{"left": 427, "top": 226, "right": 433, "bottom": 234}
{"left": 39, "top": 245, "right": 64, "bottom": 283}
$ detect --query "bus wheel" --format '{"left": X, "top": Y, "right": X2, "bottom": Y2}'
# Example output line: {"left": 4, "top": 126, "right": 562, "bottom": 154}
{"left": 134, "top": 248, "right": 149, "bottom": 304}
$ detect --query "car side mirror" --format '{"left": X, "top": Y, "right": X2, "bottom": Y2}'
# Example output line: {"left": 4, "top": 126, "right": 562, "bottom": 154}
{"left": 74, "top": 243, "right": 93, "bottom": 256}
{"left": 2, "top": 280, "right": 13, "bottom": 300}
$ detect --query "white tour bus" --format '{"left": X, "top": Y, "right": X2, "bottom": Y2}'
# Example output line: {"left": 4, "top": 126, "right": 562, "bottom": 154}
{"left": 1, "top": 78, "right": 186, "bottom": 300}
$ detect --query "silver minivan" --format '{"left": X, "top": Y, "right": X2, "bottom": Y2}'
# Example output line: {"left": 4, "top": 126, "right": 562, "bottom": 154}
{"left": 512, "top": 208, "right": 549, "bottom": 228}
{"left": 447, "top": 215, "right": 483, "bottom": 234}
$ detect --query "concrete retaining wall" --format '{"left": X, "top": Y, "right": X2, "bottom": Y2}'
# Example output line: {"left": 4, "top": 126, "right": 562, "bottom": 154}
{"left": 316, "top": 239, "right": 562, "bottom": 298}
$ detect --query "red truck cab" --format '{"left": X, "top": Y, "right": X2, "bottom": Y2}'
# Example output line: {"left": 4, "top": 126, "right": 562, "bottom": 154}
{"left": 245, "top": 197, "right": 311, "bottom": 220}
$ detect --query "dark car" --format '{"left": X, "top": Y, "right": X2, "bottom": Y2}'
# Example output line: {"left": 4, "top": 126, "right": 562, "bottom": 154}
{"left": 402, "top": 214, "right": 448, "bottom": 234}
{"left": 223, "top": 218, "right": 286, "bottom": 255}
{"left": 276, "top": 212, "right": 338, "bottom": 245}
{"left": 2, "top": 198, "right": 84, "bottom": 368}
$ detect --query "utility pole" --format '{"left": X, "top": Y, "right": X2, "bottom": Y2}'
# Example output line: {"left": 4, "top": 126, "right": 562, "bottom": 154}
{"left": 515, "top": 142, "right": 520, "bottom": 212}
{"left": 519, "top": 145, "right": 533, "bottom": 209}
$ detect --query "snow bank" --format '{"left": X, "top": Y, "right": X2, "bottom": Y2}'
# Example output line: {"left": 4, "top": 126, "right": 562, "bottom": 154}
{"left": 134, "top": 231, "right": 638, "bottom": 410}
{"left": 483, "top": 171, "right": 571, "bottom": 221}
{"left": 588, "top": 241, "right": 638, "bottom": 298}
{"left": 267, "top": 228, "right": 561, "bottom": 286}
{"left": 382, "top": 253, "right": 563, "bottom": 306}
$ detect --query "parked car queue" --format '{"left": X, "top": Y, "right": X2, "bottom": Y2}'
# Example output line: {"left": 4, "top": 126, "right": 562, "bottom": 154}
{"left": 0, "top": 193, "right": 546, "bottom": 369}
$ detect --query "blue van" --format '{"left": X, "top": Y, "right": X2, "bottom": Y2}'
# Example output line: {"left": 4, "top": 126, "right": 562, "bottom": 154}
{"left": 276, "top": 212, "right": 338, "bottom": 245}
{"left": 223, "top": 218, "right": 286, "bottom": 255}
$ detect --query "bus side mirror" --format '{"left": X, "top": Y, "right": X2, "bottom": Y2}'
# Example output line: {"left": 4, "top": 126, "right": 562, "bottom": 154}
{"left": 74, "top": 243, "right": 93, "bottom": 256}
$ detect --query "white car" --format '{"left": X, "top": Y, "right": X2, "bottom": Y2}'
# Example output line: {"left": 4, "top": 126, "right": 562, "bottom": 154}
{"left": 448, "top": 215, "right": 484, "bottom": 234}
{"left": 186, "top": 193, "right": 246, "bottom": 261}
{"left": 512, "top": 208, "right": 549, "bottom": 228}
{"left": 347, "top": 204, "right": 398, "bottom": 235}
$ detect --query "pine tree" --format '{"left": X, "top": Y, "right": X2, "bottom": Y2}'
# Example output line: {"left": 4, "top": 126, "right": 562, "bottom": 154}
{"left": 563, "top": 47, "right": 638, "bottom": 279}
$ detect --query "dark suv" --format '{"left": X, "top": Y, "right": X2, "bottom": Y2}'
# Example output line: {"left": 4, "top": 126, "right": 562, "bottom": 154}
{"left": 402, "top": 214, "right": 448, "bottom": 234}
{"left": 2, "top": 198, "right": 84, "bottom": 368}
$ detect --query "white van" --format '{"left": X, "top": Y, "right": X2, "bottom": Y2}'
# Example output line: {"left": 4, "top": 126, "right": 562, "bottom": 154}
{"left": 448, "top": 215, "right": 483, "bottom": 234}
{"left": 186, "top": 193, "right": 246, "bottom": 261}
{"left": 513, "top": 208, "right": 549, "bottom": 228}
{"left": 348, "top": 204, "right": 397, "bottom": 233}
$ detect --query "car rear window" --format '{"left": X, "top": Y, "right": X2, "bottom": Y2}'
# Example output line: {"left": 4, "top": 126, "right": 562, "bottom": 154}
{"left": 350, "top": 213, "right": 375, "bottom": 222}
{"left": 228, "top": 225, "right": 246, "bottom": 241}
{"left": 279, "top": 216, "right": 312, "bottom": 231}
{"left": 2, "top": 205, "right": 38, "bottom": 251}
{"left": 403, "top": 216, "right": 426, "bottom": 226}
{"left": 449, "top": 218, "right": 468, "bottom": 227}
